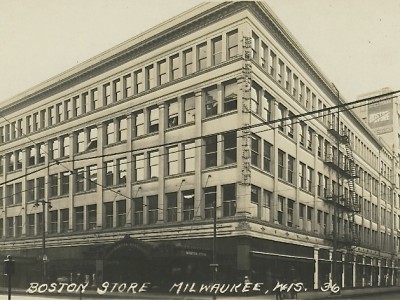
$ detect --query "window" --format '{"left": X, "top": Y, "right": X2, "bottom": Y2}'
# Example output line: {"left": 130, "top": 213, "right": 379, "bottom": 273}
{"left": 106, "top": 121, "right": 115, "bottom": 145}
{"left": 75, "top": 168, "right": 84, "bottom": 193}
{"left": 197, "top": 42, "right": 207, "bottom": 71}
{"left": 76, "top": 130, "right": 84, "bottom": 153}
{"left": 251, "top": 83, "right": 260, "bottom": 114}
{"left": 317, "top": 173, "right": 323, "bottom": 197}
{"left": 263, "top": 190, "right": 272, "bottom": 207}
{"left": 204, "top": 186, "right": 216, "bottom": 219}
{"left": 148, "top": 150, "right": 159, "bottom": 179}
{"left": 104, "top": 83, "right": 111, "bottom": 106}
{"left": 27, "top": 146, "right": 35, "bottom": 166}
{"left": 182, "top": 190, "right": 195, "bottom": 221}
{"left": 299, "top": 122, "right": 306, "bottom": 146}
{"left": 49, "top": 174, "right": 58, "bottom": 197}
{"left": 263, "top": 92, "right": 273, "bottom": 121}
{"left": 307, "top": 206, "right": 313, "bottom": 221}
{"left": 27, "top": 214, "right": 34, "bottom": 236}
{"left": 124, "top": 74, "right": 132, "bottom": 98}
{"left": 269, "top": 51, "right": 276, "bottom": 77}
{"left": 277, "top": 104, "right": 285, "bottom": 132}
{"left": 133, "top": 110, "right": 145, "bottom": 137}
{"left": 287, "top": 155, "right": 295, "bottom": 184}
{"left": 149, "top": 107, "right": 159, "bottom": 133}
{"left": 263, "top": 141, "right": 272, "bottom": 173}
{"left": 167, "top": 100, "right": 179, "bottom": 128}
{"left": 170, "top": 54, "right": 180, "bottom": 80}
{"left": 105, "top": 202, "right": 113, "bottom": 228}
{"left": 148, "top": 195, "right": 158, "bottom": 224}
{"left": 205, "top": 136, "right": 217, "bottom": 167}
{"left": 278, "top": 150, "right": 285, "bottom": 180}
{"left": 307, "top": 167, "right": 314, "bottom": 192}
{"left": 251, "top": 185, "right": 260, "bottom": 205}
{"left": 300, "top": 162, "right": 306, "bottom": 189}
{"left": 223, "top": 132, "right": 237, "bottom": 164}
{"left": 288, "top": 112, "right": 295, "bottom": 138}
{"left": 88, "top": 165, "right": 97, "bottom": 190}
{"left": 27, "top": 179, "right": 35, "bottom": 202}
{"left": 167, "top": 146, "right": 179, "bottom": 176}
{"left": 227, "top": 30, "right": 238, "bottom": 58}
{"left": 37, "top": 177, "right": 45, "bottom": 200}
{"left": 75, "top": 206, "right": 84, "bottom": 231}
{"left": 166, "top": 193, "right": 178, "bottom": 222}
{"left": 116, "top": 158, "right": 127, "bottom": 185}
{"left": 158, "top": 60, "right": 167, "bottom": 85}
{"left": 184, "top": 142, "right": 195, "bottom": 172}
{"left": 134, "top": 70, "right": 143, "bottom": 93}
{"left": 134, "top": 198, "right": 144, "bottom": 225}
{"left": 7, "top": 153, "right": 14, "bottom": 172}
{"left": 114, "top": 79, "right": 122, "bottom": 101}
{"left": 15, "top": 183, "right": 22, "bottom": 205}
{"left": 251, "top": 32, "right": 259, "bottom": 61}
{"left": 60, "top": 209, "right": 69, "bottom": 233}
{"left": 26, "top": 115, "right": 32, "bottom": 133}
{"left": 6, "top": 184, "right": 13, "bottom": 206}
{"left": 88, "top": 204, "right": 97, "bottom": 230}
{"left": 277, "top": 196, "right": 284, "bottom": 224}
{"left": 285, "top": 67, "right": 291, "bottom": 91}
{"left": 212, "top": 36, "right": 222, "bottom": 65}
{"left": 50, "top": 139, "right": 60, "bottom": 160}
{"left": 73, "top": 95, "right": 81, "bottom": 116}
{"left": 117, "top": 200, "right": 126, "bottom": 227}
{"left": 38, "top": 143, "right": 45, "bottom": 164}
{"left": 287, "top": 199, "right": 294, "bottom": 227}
{"left": 48, "top": 107, "right": 55, "bottom": 126}
{"left": 91, "top": 88, "right": 99, "bottom": 111}
{"left": 183, "top": 48, "right": 193, "bottom": 76}
{"left": 299, "top": 203, "right": 305, "bottom": 219}
{"left": 184, "top": 94, "right": 195, "bottom": 123}
{"left": 117, "top": 117, "right": 127, "bottom": 142}
{"left": 105, "top": 161, "right": 114, "bottom": 186}
{"left": 307, "top": 128, "right": 314, "bottom": 151}
{"left": 61, "top": 135, "right": 70, "bottom": 157}
{"left": 260, "top": 42, "right": 267, "bottom": 69}
{"left": 146, "top": 65, "right": 155, "bottom": 89}
{"left": 223, "top": 80, "right": 237, "bottom": 112}
{"left": 222, "top": 183, "right": 236, "bottom": 217}
{"left": 251, "top": 134, "right": 261, "bottom": 167}
{"left": 87, "top": 126, "right": 97, "bottom": 150}
{"left": 133, "top": 153, "right": 145, "bottom": 181}
{"left": 204, "top": 86, "right": 218, "bottom": 117}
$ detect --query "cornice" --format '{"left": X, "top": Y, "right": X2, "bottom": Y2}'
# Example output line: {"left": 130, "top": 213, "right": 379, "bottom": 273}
{"left": 1, "top": 2, "right": 246, "bottom": 114}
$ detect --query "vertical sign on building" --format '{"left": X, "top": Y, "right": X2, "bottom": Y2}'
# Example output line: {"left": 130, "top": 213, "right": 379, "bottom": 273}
{"left": 368, "top": 97, "right": 393, "bottom": 134}
{"left": 241, "top": 36, "right": 252, "bottom": 185}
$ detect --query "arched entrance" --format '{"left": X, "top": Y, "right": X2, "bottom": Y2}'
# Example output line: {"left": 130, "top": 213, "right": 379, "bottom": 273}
{"left": 102, "top": 235, "right": 153, "bottom": 283}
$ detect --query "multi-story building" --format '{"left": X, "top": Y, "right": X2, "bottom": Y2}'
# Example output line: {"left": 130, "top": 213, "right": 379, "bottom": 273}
{"left": 0, "top": 1, "right": 399, "bottom": 291}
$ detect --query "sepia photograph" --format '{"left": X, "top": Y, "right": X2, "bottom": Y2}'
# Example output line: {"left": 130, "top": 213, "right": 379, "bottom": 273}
{"left": 0, "top": 1, "right": 400, "bottom": 299}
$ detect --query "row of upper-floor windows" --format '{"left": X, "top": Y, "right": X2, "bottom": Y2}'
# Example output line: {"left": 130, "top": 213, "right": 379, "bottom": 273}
{"left": 0, "top": 29, "right": 240, "bottom": 145}
{"left": 250, "top": 31, "right": 381, "bottom": 170}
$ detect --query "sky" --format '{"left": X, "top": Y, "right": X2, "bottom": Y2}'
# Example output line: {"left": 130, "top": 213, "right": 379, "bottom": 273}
{"left": 0, "top": 0, "right": 400, "bottom": 103}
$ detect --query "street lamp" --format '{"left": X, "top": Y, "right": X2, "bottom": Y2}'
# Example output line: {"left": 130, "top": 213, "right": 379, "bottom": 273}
{"left": 34, "top": 200, "right": 52, "bottom": 283}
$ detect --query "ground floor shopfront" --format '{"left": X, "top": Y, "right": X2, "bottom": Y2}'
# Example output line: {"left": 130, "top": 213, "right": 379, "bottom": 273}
{"left": 1, "top": 228, "right": 399, "bottom": 292}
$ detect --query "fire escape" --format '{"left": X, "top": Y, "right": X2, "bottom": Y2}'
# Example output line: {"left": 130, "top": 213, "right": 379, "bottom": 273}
{"left": 325, "top": 120, "right": 361, "bottom": 249}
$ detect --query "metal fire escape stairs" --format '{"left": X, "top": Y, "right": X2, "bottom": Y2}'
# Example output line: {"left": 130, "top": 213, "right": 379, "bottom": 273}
{"left": 326, "top": 125, "right": 360, "bottom": 249}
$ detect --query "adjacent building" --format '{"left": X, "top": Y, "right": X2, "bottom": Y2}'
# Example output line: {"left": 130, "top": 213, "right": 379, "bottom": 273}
{"left": 0, "top": 1, "right": 399, "bottom": 291}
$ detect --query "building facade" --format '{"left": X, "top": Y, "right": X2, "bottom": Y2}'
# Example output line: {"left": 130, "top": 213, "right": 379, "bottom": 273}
{"left": 0, "top": 1, "right": 399, "bottom": 291}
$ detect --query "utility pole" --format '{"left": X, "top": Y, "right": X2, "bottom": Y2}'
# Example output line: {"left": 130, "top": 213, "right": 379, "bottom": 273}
{"left": 331, "top": 84, "right": 340, "bottom": 289}
{"left": 35, "top": 200, "right": 51, "bottom": 283}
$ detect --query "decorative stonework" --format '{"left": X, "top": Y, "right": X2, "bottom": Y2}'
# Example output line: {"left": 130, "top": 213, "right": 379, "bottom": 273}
{"left": 240, "top": 36, "right": 252, "bottom": 186}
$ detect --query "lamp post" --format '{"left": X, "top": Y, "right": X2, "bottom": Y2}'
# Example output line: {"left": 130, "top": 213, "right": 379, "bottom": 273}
{"left": 4, "top": 255, "right": 15, "bottom": 300}
{"left": 35, "top": 200, "right": 52, "bottom": 283}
